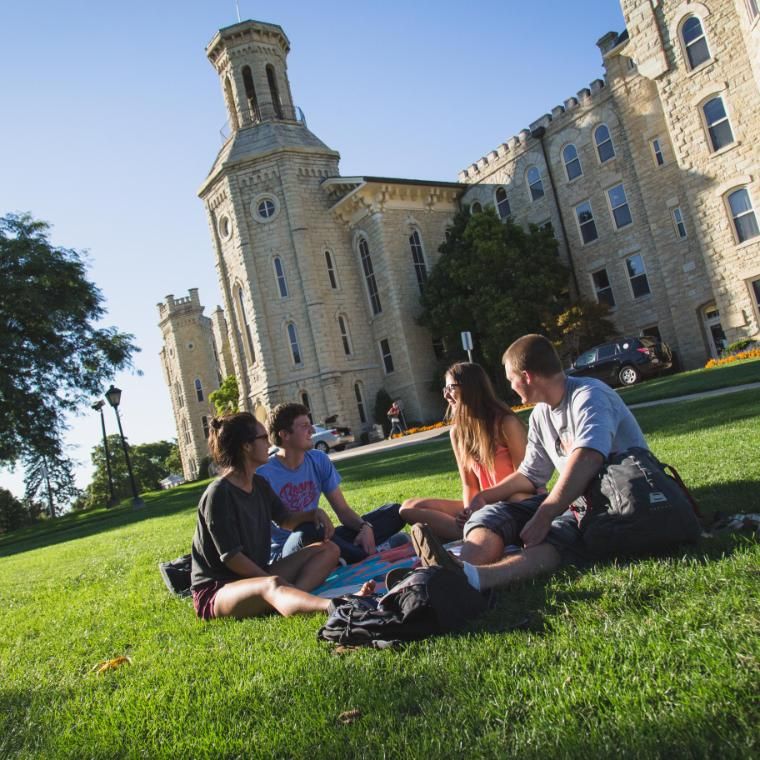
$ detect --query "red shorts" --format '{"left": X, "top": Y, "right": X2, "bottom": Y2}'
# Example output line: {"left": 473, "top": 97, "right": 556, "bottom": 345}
{"left": 192, "top": 580, "right": 228, "bottom": 621}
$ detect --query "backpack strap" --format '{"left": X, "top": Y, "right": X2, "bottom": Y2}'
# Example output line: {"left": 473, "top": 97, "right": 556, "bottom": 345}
{"left": 661, "top": 462, "right": 703, "bottom": 520}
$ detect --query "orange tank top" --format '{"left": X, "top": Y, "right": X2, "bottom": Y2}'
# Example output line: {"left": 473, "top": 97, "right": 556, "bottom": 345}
{"left": 471, "top": 444, "right": 514, "bottom": 490}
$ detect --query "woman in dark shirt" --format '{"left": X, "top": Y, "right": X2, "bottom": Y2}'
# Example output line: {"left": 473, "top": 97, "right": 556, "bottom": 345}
{"left": 191, "top": 413, "right": 342, "bottom": 621}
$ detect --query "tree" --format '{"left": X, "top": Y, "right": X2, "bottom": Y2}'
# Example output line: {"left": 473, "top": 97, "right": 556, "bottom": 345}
{"left": 84, "top": 437, "right": 175, "bottom": 509}
{"left": 209, "top": 375, "right": 239, "bottom": 416}
{"left": 0, "top": 487, "right": 29, "bottom": 534}
{"left": 544, "top": 300, "right": 617, "bottom": 365}
{"left": 162, "top": 443, "right": 182, "bottom": 475}
{"left": 419, "top": 208, "right": 569, "bottom": 381}
{"left": 23, "top": 452, "right": 80, "bottom": 518}
{"left": 0, "top": 213, "right": 138, "bottom": 467}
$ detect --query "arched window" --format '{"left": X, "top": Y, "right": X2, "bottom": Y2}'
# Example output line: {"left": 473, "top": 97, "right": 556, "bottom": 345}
{"left": 175, "top": 381, "right": 184, "bottom": 409}
{"left": 287, "top": 323, "right": 302, "bottom": 365}
{"left": 494, "top": 187, "right": 511, "bottom": 219}
{"left": 266, "top": 64, "right": 283, "bottom": 119}
{"left": 237, "top": 287, "right": 256, "bottom": 362}
{"left": 358, "top": 236, "right": 382, "bottom": 315}
{"left": 337, "top": 314, "right": 353, "bottom": 356}
{"left": 681, "top": 16, "right": 711, "bottom": 70}
{"left": 470, "top": 201, "right": 483, "bottom": 214}
{"left": 726, "top": 188, "right": 760, "bottom": 243}
{"left": 223, "top": 76, "right": 239, "bottom": 131}
{"left": 324, "top": 250, "right": 338, "bottom": 289}
{"left": 241, "top": 65, "right": 259, "bottom": 121}
{"left": 594, "top": 125, "right": 615, "bottom": 163}
{"left": 409, "top": 230, "right": 427, "bottom": 293}
{"left": 299, "top": 391, "right": 313, "bottom": 422}
{"left": 526, "top": 166, "right": 544, "bottom": 201}
{"left": 194, "top": 378, "right": 203, "bottom": 402}
{"left": 702, "top": 96, "right": 734, "bottom": 152}
{"left": 273, "top": 257, "right": 288, "bottom": 298}
{"left": 562, "top": 144, "right": 583, "bottom": 181}
{"left": 201, "top": 415, "right": 210, "bottom": 439}
{"left": 354, "top": 382, "right": 367, "bottom": 424}
{"left": 182, "top": 417, "right": 191, "bottom": 445}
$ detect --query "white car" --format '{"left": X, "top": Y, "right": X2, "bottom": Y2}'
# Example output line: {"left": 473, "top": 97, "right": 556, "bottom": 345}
{"left": 311, "top": 424, "right": 354, "bottom": 453}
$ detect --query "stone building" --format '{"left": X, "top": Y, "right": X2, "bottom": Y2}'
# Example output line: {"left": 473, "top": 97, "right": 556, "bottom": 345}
{"left": 161, "top": 2, "right": 760, "bottom": 477}
{"left": 461, "top": 0, "right": 760, "bottom": 366}
{"left": 157, "top": 289, "right": 222, "bottom": 480}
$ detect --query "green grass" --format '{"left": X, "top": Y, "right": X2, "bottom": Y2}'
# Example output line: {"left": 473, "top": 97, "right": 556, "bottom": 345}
{"left": 1, "top": 391, "right": 759, "bottom": 758}
{"left": 617, "top": 357, "right": 760, "bottom": 406}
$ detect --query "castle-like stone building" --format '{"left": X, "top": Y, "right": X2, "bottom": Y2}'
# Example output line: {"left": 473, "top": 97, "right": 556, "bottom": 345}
{"left": 160, "top": 1, "right": 760, "bottom": 480}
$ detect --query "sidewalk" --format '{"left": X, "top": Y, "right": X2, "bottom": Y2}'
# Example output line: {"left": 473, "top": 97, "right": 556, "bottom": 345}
{"left": 329, "top": 380, "right": 760, "bottom": 463}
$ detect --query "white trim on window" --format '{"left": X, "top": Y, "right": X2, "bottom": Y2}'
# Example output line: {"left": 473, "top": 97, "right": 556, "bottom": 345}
{"left": 624, "top": 253, "right": 651, "bottom": 299}
{"left": 607, "top": 183, "right": 633, "bottom": 229}
{"left": 591, "top": 267, "right": 616, "bottom": 308}
{"left": 574, "top": 200, "right": 598, "bottom": 245}
{"left": 526, "top": 166, "right": 544, "bottom": 201}
{"left": 494, "top": 186, "right": 511, "bottom": 219}
{"left": 672, "top": 207, "right": 687, "bottom": 239}
{"left": 337, "top": 313, "right": 353, "bottom": 356}
{"left": 356, "top": 234, "right": 382, "bottom": 315}
{"left": 725, "top": 187, "right": 760, "bottom": 244}
{"left": 594, "top": 124, "right": 616, "bottom": 163}
{"left": 378, "top": 338, "right": 394, "bottom": 374}
{"left": 324, "top": 249, "right": 339, "bottom": 289}
{"left": 272, "top": 256, "right": 289, "bottom": 298}
{"left": 701, "top": 95, "right": 735, "bottom": 153}
{"left": 286, "top": 322, "right": 303, "bottom": 366}
{"left": 562, "top": 144, "right": 583, "bottom": 181}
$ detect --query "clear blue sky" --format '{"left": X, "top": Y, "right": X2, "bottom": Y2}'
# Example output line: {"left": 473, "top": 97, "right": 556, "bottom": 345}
{"left": 0, "top": 0, "right": 625, "bottom": 498}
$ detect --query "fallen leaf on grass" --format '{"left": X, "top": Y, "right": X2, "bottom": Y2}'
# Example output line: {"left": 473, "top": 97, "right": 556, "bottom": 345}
{"left": 91, "top": 656, "right": 132, "bottom": 674}
{"left": 337, "top": 709, "right": 361, "bottom": 725}
{"left": 332, "top": 645, "right": 359, "bottom": 655}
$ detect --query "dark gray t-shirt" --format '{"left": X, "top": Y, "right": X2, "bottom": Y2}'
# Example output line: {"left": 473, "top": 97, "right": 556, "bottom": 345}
{"left": 191, "top": 474, "right": 288, "bottom": 588}
{"left": 518, "top": 375, "right": 648, "bottom": 489}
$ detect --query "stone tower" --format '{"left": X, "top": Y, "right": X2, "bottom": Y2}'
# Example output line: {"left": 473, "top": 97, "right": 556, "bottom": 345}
{"left": 158, "top": 289, "right": 221, "bottom": 480}
{"left": 197, "top": 20, "right": 458, "bottom": 432}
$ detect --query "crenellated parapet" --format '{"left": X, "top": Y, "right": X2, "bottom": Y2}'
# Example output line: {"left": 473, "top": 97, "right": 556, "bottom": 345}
{"left": 458, "top": 71, "right": 614, "bottom": 182}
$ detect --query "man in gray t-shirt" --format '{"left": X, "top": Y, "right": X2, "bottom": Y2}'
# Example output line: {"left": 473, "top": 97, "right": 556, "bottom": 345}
{"left": 412, "top": 334, "right": 650, "bottom": 592}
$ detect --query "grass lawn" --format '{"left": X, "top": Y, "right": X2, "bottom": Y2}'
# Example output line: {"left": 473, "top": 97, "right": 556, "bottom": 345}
{"left": 1, "top": 390, "right": 759, "bottom": 758}
{"left": 617, "top": 357, "right": 760, "bottom": 406}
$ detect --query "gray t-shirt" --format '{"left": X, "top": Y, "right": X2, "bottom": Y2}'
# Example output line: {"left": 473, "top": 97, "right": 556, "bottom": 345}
{"left": 191, "top": 474, "right": 288, "bottom": 588}
{"left": 518, "top": 375, "right": 648, "bottom": 490}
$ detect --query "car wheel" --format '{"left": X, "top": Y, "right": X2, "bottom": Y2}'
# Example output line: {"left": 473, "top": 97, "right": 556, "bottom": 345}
{"left": 618, "top": 365, "right": 640, "bottom": 386}
{"left": 315, "top": 441, "right": 329, "bottom": 453}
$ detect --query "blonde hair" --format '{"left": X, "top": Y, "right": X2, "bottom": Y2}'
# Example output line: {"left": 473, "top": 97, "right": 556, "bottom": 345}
{"left": 446, "top": 362, "right": 514, "bottom": 475}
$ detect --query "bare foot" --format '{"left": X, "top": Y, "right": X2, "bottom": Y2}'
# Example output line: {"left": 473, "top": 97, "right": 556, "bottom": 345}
{"left": 356, "top": 579, "right": 376, "bottom": 596}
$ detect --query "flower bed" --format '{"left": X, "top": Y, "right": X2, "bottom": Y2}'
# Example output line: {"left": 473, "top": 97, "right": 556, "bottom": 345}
{"left": 391, "top": 403, "right": 536, "bottom": 438}
{"left": 704, "top": 349, "right": 760, "bottom": 369}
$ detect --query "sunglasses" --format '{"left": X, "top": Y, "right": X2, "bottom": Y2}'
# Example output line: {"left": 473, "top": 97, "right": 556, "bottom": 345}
{"left": 442, "top": 383, "right": 460, "bottom": 394}
{"left": 249, "top": 433, "right": 269, "bottom": 442}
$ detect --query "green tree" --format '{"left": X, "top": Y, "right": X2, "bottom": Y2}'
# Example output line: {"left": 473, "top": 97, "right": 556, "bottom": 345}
{"left": 0, "top": 487, "right": 29, "bottom": 534}
{"left": 162, "top": 442, "right": 182, "bottom": 475}
{"left": 209, "top": 375, "right": 239, "bottom": 415}
{"left": 419, "top": 208, "right": 569, "bottom": 380}
{"left": 544, "top": 300, "right": 617, "bottom": 365}
{"left": 22, "top": 452, "right": 80, "bottom": 518}
{"left": 84, "top": 437, "right": 175, "bottom": 509}
{"left": 0, "top": 213, "right": 138, "bottom": 468}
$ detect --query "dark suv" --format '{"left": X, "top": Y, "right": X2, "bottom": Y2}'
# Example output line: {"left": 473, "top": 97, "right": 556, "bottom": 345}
{"left": 567, "top": 336, "right": 673, "bottom": 386}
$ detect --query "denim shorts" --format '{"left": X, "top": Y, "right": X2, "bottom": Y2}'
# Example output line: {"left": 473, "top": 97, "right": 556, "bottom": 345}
{"left": 464, "top": 494, "right": 590, "bottom": 565}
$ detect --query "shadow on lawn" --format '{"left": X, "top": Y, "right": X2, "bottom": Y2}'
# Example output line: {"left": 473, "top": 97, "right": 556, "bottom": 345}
{"left": 0, "top": 482, "right": 206, "bottom": 559}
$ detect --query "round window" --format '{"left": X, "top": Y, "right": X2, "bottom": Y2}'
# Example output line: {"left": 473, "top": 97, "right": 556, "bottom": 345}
{"left": 258, "top": 199, "right": 275, "bottom": 218}
{"left": 252, "top": 194, "right": 279, "bottom": 223}
{"left": 218, "top": 215, "right": 231, "bottom": 238}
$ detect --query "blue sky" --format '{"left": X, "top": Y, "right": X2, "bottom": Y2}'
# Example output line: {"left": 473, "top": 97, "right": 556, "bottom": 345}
{"left": 0, "top": 0, "right": 625, "bottom": 498}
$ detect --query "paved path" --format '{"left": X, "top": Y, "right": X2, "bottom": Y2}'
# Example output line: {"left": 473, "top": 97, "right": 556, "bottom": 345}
{"left": 626, "top": 381, "right": 760, "bottom": 409}
{"left": 328, "top": 381, "right": 760, "bottom": 463}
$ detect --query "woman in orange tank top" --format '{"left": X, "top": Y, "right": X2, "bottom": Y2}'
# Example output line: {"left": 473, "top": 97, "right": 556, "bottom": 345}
{"left": 400, "top": 362, "right": 534, "bottom": 540}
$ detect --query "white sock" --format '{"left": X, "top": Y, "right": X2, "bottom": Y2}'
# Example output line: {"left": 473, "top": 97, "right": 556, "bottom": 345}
{"left": 461, "top": 561, "right": 481, "bottom": 591}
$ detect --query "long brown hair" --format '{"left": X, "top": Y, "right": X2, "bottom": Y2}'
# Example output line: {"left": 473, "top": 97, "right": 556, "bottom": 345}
{"left": 446, "top": 362, "right": 515, "bottom": 474}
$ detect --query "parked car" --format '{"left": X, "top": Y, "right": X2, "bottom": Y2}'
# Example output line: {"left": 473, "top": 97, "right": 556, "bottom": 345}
{"left": 311, "top": 424, "right": 354, "bottom": 453}
{"left": 566, "top": 336, "right": 673, "bottom": 387}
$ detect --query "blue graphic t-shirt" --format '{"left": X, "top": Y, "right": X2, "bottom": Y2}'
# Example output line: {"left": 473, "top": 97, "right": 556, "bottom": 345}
{"left": 256, "top": 449, "right": 341, "bottom": 546}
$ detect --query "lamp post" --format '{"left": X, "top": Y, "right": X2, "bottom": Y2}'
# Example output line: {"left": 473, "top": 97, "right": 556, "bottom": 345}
{"left": 91, "top": 400, "right": 118, "bottom": 507}
{"left": 105, "top": 385, "right": 144, "bottom": 509}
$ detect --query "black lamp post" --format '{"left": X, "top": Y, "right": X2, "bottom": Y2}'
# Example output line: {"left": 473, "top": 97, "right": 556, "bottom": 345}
{"left": 105, "top": 385, "right": 144, "bottom": 509}
{"left": 92, "top": 400, "right": 118, "bottom": 507}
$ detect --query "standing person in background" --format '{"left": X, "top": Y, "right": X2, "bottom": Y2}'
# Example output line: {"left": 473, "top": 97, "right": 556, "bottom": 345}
{"left": 399, "top": 362, "right": 534, "bottom": 540}
{"left": 387, "top": 401, "right": 403, "bottom": 438}
{"left": 190, "top": 413, "right": 341, "bottom": 621}
{"left": 258, "top": 403, "right": 405, "bottom": 564}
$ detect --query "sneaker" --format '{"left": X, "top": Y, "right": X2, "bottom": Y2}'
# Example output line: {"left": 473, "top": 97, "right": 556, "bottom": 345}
{"left": 410, "top": 523, "right": 465, "bottom": 577}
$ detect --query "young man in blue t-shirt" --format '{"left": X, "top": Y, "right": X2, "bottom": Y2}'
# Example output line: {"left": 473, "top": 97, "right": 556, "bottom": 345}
{"left": 257, "top": 403, "right": 403, "bottom": 563}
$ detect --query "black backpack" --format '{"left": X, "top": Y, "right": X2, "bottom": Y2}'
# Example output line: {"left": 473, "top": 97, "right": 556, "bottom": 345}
{"left": 580, "top": 447, "right": 702, "bottom": 557}
{"left": 158, "top": 554, "right": 192, "bottom": 597}
{"left": 317, "top": 566, "right": 488, "bottom": 649}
